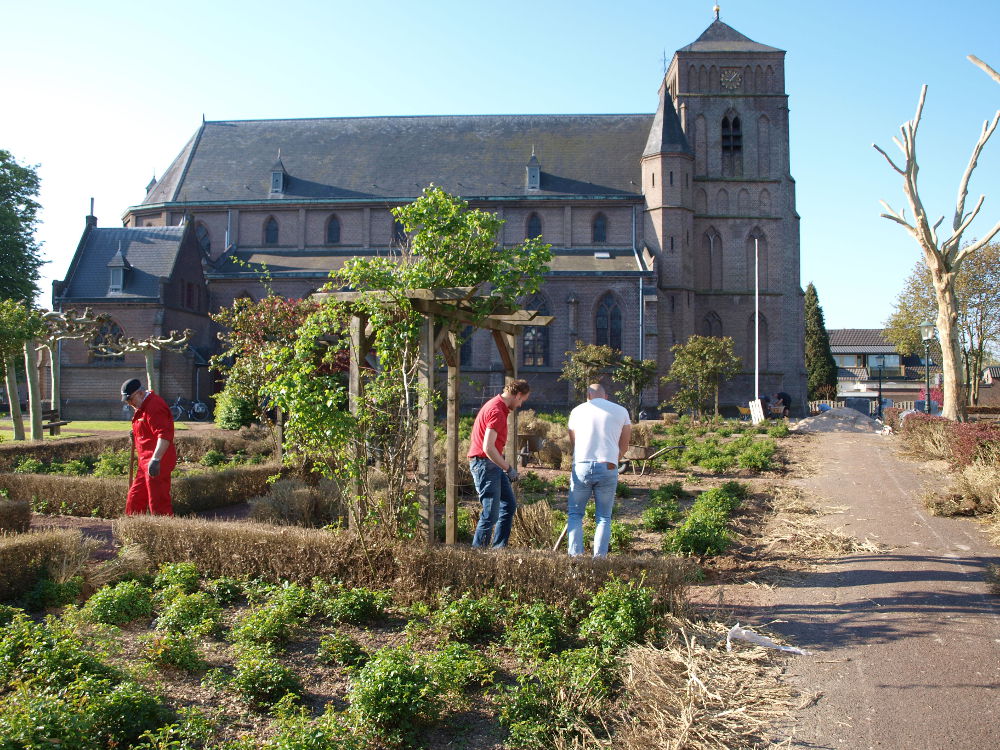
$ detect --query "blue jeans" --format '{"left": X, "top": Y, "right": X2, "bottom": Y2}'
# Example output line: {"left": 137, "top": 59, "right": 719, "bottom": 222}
{"left": 470, "top": 457, "right": 516, "bottom": 548}
{"left": 567, "top": 461, "right": 618, "bottom": 557}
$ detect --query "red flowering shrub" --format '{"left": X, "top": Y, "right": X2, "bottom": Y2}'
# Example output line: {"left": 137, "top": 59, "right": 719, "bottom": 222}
{"left": 948, "top": 422, "right": 1000, "bottom": 468}
{"left": 883, "top": 407, "right": 903, "bottom": 432}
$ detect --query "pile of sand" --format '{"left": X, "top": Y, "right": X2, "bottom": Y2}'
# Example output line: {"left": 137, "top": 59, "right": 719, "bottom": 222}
{"left": 791, "top": 407, "right": 883, "bottom": 434}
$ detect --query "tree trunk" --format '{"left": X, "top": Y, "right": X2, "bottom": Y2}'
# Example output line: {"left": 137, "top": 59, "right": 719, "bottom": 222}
{"left": 4, "top": 356, "right": 25, "bottom": 441}
{"left": 144, "top": 350, "right": 157, "bottom": 393}
{"left": 23, "top": 340, "right": 43, "bottom": 440}
{"left": 932, "top": 276, "right": 967, "bottom": 421}
{"left": 46, "top": 344, "right": 61, "bottom": 418}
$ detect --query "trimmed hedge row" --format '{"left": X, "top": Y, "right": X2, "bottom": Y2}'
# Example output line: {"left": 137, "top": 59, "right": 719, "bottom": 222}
{"left": 0, "top": 463, "right": 281, "bottom": 518}
{"left": 900, "top": 412, "right": 1000, "bottom": 468}
{"left": 0, "top": 433, "right": 273, "bottom": 472}
{"left": 113, "top": 516, "right": 692, "bottom": 613}
{"left": 0, "top": 528, "right": 89, "bottom": 602}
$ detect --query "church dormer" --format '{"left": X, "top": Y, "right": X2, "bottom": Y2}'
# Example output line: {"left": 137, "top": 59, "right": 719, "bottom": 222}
{"left": 270, "top": 153, "right": 287, "bottom": 195}
{"left": 107, "top": 242, "right": 131, "bottom": 293}
{"left": 525, "top": 149, "right": 541, "bottom": 191}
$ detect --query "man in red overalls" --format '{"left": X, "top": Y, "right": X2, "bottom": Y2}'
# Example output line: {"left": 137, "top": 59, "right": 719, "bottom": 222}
{"left": 122, "top": 378, "right": 176, "bottom": 515}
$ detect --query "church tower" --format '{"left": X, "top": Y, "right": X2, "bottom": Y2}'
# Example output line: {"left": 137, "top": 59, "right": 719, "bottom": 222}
{"left": 650, "top": 9, "right": 805, "bottom": 408}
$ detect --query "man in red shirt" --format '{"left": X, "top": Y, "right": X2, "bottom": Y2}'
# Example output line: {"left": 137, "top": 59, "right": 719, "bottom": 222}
{"left": 121, "top": 378, "right": 176, "bottom": 515}
{"left": 467, "top": 379, "right": 531, "bottom": 548}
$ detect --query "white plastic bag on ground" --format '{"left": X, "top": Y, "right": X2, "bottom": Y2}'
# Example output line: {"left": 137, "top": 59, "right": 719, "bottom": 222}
{"left": 726, "top": 623, "right": 812, "bottom": 655}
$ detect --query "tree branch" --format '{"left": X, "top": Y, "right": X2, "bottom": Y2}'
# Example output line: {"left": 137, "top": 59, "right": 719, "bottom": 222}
{"left": 951, "top": 111, "right": 1000, "bottom": 237}
{"left": 872, "top": 143, "right": 905, "bottom": 174}
{"left": 953, "top": 219, "right": 1000, "bottom": 267}
{"left": 969, "top": 55, "right": 1000, "bottom": 85}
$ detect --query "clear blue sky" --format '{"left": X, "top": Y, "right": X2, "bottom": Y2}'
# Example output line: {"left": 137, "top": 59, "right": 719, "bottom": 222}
{"left": 5, "top": 0, "right": 999, "bottom": 329}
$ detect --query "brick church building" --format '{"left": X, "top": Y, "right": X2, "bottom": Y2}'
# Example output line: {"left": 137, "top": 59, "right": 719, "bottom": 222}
{"left": 54, "top": 14, "right": 805, "bottom": 418}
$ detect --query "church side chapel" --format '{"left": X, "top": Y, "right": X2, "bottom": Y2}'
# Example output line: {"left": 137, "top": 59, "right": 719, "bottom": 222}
{"left": 54, "top": 12, "right": 805, "bottom": 418}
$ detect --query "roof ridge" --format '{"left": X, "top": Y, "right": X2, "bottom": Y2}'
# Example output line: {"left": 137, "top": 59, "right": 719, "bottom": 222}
{"left": 204, "top": 113, "right": 655, "bottom": 125}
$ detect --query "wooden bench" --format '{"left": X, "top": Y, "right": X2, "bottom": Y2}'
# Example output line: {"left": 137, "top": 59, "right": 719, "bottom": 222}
{"left": 40, "top": 409, "right": 71, "bottom": 436}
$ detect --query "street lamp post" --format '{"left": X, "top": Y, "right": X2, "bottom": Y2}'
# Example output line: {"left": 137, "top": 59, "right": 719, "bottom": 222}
{"left": 872, "top": 355, "right": 885, "bottom": 420}
{"left": 920, "top": 321, "right": 936, "bottom": 414}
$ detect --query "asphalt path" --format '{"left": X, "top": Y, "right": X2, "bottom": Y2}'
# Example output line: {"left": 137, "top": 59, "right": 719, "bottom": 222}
{"left": 758, "top": 432, "right": 1000, "bottom": 749}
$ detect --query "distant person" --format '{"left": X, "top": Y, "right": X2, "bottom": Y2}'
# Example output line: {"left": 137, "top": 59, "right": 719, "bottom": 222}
{"left": 121, "top": 378, "right": 176, "bottom": 515}
{"left": 566, "top": 383, "right": 631, "bottom": 558}
{"left": 774, "top": 391, "right": 792, "bottom": 418}
{"left": 467, "top": 379, "right": 531, "bottom": 549}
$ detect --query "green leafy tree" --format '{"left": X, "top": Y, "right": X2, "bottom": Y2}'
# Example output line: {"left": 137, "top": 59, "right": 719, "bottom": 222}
{"left": 559, "top": 341, "right": 618, "bottom": 400}
{"left": 0, "top": 299, "right": 44, "bottom": 440}
{"left": 611, "top": 356, "right": 658, "bottom": 421}
{"left": 263, "top": 186, "right": 551, "bottom": 532}
{"left": 663, "top": 335, "right": 741, "bottom": 419}
{"left": 803, "top": 283, "right": 838, "bottom": 400}
{"left": 884, "top": 243, "right": 1000, "bottom": 404}
{"left": 0, "top": 151, "right": 44, "bottom": 303}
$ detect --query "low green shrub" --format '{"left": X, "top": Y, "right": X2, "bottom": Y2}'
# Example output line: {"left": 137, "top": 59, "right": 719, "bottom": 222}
{"left": 153, "top": 561, "right": 201, "bottom": 594}
{"left": 12, "top": 456, "right": 46, "bottom": 474}
{"left": 49, "top": 458, "right": 92, "bottom": 476}
{"left": 83, "top": 580, "right": 154, "bottom": 625}
{"left": 642, "top": 498, "right": 682, "bottom": 532}
{"left": 319, "top": 586, "right": 392, "bottom": 625}
{"left": 0, "top": 529, "right": 90, "bottom": 603}
{"left": 431, "top": 593, "right": 499, "bottom": 642}
{"left": 505, "top": 601, "right": 570, "bottom": 659}
{"left": 650, "top": 481, "right": 684, "bottom": 503}
{"left": 20, "top": 576, "right": 83, "bottom": 610}
{"left": 426, "top": 642, "right": 495, "bottom": 694}
{"left": 155, "top": 591, "right": 223, "bottom": 637}
{"left": 230, "top": 605, "right": 302, "bottom": 649}
{"left": 143, "top": 630, "right": 206, "bottom": 672}
{"left": 205, "top": 576, "right": 243, "bottom": 607}
{"left": 519, "top": 471, "right": 551, "bottom": 494}
{"left": 700, "top": 454, "right": 737, "bottom": 473}
{"left": 663, "top": 507, "right": 731, "bottom": 557}
{"left": 615, "top": 482, "right": 632, "bottom": 498}
{"left": 578, "top": 577, "right": 656, "bottom": 652}
{"left": 232, "top": 646, "right": 303, "bottom": 709}
{"left": 347, "top": 645, "right": 443, "bottom": 746}
{"left": 92, "top": 449, "right": 131, "bottom": 477}
{"left": 200, "top": 449, "right": 227, "bottom": 467}
{"left": 737, "top": 439, "right": 777, "bottom": 472}
{"left": 767, "top": 421, "right": 790, "bottom": 438}
{"left": 214, "top": 388, "right": 255, "bottom": 431}
{"left": 696, "top": 487, "right": 742, "bottom": 515}
{"left": 497, "top": 646, "right": 616, "bottom": 749}
{"left": 317, "top": 632, "right": 369, "bottom": 670}
{"left": 133, "top": 707, "right": 216, "bottom": 750}
{"left": 609, "top": 520, "right": 635, "bottom": 553}
{"left": 551, "top": 473, "right": 570, "bottom": 491}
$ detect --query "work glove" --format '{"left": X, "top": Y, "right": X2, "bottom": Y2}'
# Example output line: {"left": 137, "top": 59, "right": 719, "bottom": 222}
{"left": 506, "top": 466, "right": 519, "bottom": 483}
{"left": 147, "top": 458, "right": 161, "bottom": 478}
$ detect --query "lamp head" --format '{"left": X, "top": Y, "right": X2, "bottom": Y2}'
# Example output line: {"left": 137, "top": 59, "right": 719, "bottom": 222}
{"left": 920, "top": 321, "right": 936, "bottom": 342}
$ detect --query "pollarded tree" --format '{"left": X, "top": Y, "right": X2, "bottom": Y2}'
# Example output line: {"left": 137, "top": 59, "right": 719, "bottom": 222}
{"left": 804, "top": 283, "right": 838, "bottom": 400}
{"left": 37, "top": 308, "right": 107, "bottom": 417}
{"left": 90, "top": 329, "right": 194, "bottom": 394}
{"left": 884, "top": 244, "right": 1000, "bottom": 405}
{"left": 873, "top": 82, "right": 1000, "bottom": 421}
{"left": 611, "top": 356, "right": 658, "bottom": 422}
{"left": 560, "top": 341, "right": 619, "bottom": 401}
{"left": 663, "top": 335, "right": 741, "bottom": 419}
{"left": 0, "top": 150, "right": 44, "bottom": 304}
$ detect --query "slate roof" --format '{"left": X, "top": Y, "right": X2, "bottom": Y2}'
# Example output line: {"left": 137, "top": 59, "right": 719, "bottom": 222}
{"left": 678, "top": 19, "right": 783, "bottom": 54}
{"left": 828, "top": 329, "right": 896, "bottom": 353}
{"left": 141, "top": 115, "right": 654, "bottom": 206}
{"left": 59, "top": 226, "right": 186, "bottom": 300}
{"left": 984, "top": 366, "right": 1000, "bottom": 382}
{"left": 207, "top": 248, "right": 647, "bottom": 279}
{"left": 643, "top": 86, "right": 692, "bottom": 157}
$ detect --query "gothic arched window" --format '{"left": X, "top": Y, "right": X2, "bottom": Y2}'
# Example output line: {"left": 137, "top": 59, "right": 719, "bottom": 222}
{"left": 595, "top": 292, "right": 622, "bottom": 351}
{"left": 526, "top": 213, "right": 542, "bottom": 240}
{"left": 195, "top": 223, "right": 211, "bottom": 254}
{"left": 592, "top": 213, "right": 608, "bottom": 243}
{"left": 701, "top": 311, "right": 723, "bottom": 338}
{"left": 721, "top": 113, "right": 743, "bottom": 177}
{"left": 91, "top": 319, "right": 125, "bottom": 364}
{"left": 264, "top": 216, "right": 279, "bottom": 245}
{"left": 326, "top": 215, "right": 341, "bottom": 244}
{"left": 522, "top": 294, "right": 551, "bottom": 367}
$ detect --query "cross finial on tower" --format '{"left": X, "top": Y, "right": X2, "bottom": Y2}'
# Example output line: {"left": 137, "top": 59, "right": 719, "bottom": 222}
{"left": 714, "top": 4, "right": 720, "bottom": 20}
{"left": 662, "top": 49, "right": 668, "bottom": 76}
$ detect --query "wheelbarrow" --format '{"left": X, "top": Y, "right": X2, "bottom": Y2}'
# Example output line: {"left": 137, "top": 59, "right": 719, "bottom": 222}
{"left": 517, "top": 434, "right": 546, "bottom": 467}
{"left": 620, "top": 443, "right": 685, "bottom": 476}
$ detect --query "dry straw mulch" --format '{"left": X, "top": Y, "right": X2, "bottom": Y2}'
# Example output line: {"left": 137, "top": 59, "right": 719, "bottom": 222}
{"left": 612, "top": 619, "right": 799, "bottom": 750}
{"left": 0, "top": 528, "right": 97, "bottom": 601}
{"left": 113, "top": 515, "right": 693, "bottom": 612}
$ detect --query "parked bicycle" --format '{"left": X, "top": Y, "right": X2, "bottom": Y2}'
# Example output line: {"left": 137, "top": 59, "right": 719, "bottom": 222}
{"left": 169, "top": 396, "right": 210, "bottom": 421}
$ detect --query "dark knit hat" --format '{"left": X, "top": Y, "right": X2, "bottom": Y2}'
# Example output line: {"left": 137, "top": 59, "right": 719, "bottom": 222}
{"left": 121, "top": 378, "right": 142, "bottom": 401}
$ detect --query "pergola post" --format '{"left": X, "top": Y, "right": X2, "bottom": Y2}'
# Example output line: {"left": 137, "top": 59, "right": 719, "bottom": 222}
{"left": 417, "top": 315, "right": 436, "bottom": 543}
{"left": 348, "top": 313, "right": 369, "bottom": 531}
{"left": 442, "top": 330, "right": 461, "bottom": 544}
{"left": 492, "top": 330, "right": 521, "bottom": 468}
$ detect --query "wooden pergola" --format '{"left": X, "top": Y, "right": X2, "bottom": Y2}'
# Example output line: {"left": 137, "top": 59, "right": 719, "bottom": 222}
{"left": 313, "top": 287, "right": 553, "bottom": 544}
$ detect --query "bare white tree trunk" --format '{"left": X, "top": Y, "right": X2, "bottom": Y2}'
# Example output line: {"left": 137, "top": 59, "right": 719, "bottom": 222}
{"left": 23, "top": 340, "right": 42, "bottom": 440}
{"left": 4, "top": 356, "right": 25, "bottom": 441}
{"left": 874, "top": 84, "right": 1000, "bottom": 420}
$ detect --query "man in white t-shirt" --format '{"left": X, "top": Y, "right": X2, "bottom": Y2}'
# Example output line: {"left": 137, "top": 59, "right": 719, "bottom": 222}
{"left": 566, "top": 383, "right": 631, "bottom": 557}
